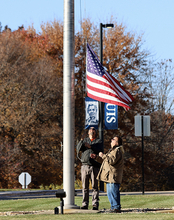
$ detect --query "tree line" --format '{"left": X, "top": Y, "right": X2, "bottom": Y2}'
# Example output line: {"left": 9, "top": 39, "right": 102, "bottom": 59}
{"left": 0, "top": 19, "right": 173, "bottom": 190}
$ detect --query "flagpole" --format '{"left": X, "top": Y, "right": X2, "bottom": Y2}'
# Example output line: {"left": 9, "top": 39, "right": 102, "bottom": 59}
{"left": 63, "top": 0, "right": 79, "bottom": 209}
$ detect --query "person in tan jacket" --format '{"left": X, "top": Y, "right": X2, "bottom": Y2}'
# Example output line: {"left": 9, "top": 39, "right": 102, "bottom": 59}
{"left": 97, "top": 136, "right": 124, "bottom": 213}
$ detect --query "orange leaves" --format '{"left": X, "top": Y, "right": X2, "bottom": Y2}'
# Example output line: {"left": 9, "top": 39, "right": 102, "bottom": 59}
{"left": 0, "top": 23, "right": 64, "bottom": 188}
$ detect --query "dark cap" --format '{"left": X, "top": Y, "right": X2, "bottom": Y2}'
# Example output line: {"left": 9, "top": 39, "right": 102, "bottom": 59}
{"left": 89, "top": 127, "right": 96, "bottom": 131}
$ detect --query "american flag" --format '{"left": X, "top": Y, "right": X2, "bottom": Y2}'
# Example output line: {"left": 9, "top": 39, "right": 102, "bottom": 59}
{"left": 86, "top": 43, "right": 134, "bottom": 110}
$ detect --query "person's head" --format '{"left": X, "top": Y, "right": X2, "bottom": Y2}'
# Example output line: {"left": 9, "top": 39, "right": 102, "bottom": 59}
{"left": 111, "top": 136, "right": 122, "bottom": 148}
{"left": 88, "top": 127, "right": 96, "bottom": 138}
{"left": 87, "top": 104, "right": 97, "bottom": 117}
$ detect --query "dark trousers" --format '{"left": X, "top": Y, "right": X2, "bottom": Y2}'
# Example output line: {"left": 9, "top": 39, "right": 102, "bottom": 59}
{"left": 81, "top": 165, "right": 99, "bottom": 207}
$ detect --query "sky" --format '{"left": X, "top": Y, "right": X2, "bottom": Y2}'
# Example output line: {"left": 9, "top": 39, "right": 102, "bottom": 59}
{"left": 0, "top": 0, "right": 174, "bottom": 63}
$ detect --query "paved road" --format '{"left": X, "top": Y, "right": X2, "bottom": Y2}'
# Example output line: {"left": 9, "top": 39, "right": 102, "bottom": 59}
{"left": 0, "top": 189, "right": 174, "bottom": 200}
{"left": 0, "top": 190, "right": 58, "bottom": 200}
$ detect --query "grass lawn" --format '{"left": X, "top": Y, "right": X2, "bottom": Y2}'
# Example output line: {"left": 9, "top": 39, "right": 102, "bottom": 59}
{"left": 0, "top": 195, "right": 174, "bottom": 219}
{"left": 0, "top": 213, "right": 174, "bottom": 220}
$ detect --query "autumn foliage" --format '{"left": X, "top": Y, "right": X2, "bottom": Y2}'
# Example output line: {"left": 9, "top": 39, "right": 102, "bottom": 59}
{"left": 0, "top": 19, "right": 173, "bottom": 190}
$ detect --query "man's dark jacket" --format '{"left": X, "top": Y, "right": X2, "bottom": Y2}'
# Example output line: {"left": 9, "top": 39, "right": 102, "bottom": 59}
{"left": 76, "top": 137, "right": 103, "bottom": 168}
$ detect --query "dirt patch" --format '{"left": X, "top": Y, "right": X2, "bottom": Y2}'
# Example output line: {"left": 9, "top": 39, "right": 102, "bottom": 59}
{"left": 99, "top": 208, "right": 174, "bottom": 214}
{"left": 0, "top": 208, "right": 174, "bottom": 216}
{"left": 0, "top": 210, "right": 54, "bottom": 216}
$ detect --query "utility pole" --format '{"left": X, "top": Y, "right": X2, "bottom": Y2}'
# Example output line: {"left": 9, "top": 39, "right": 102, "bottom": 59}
{"left": 99, "top": 23, "right": 114, "bottom": 191}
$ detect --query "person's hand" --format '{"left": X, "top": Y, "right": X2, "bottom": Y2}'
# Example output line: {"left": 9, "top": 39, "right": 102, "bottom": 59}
{"left": 85, "top": 143, "right": 91, "bottom": 148}
{"left": 81, "top": 132, "right": 86, "bottom": 141}
{"left": 99, "top": 152, "right": 104, "bottom": 158}
{"left": 90, "top": 153, "right": 96, "bottom": 159}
